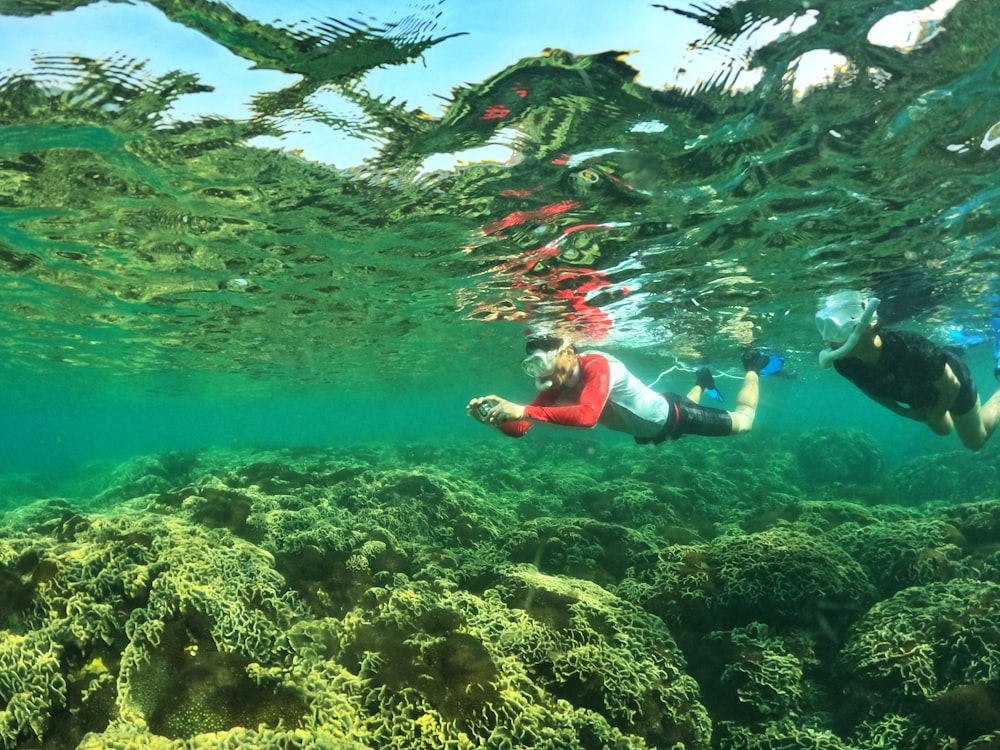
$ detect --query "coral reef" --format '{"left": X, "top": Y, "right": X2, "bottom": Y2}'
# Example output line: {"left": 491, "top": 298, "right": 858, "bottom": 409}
{"left": 0, "top": 505, "right": 312, "bottom": 747}
{"left": 825, "top": 517, "right": 966, "bottom": 597}
{"left": 688, "top": 622, "right": 816, "bottom": 721}
{"left": 838, "top": 580, "right": 1000, "bottom": 743}
{"left": 5, "top": 432, "right": 1000, "bottom": 748}
{"left": 794, "top": 428, "right": 885, "bottom": 487}
{"left": 893, "top": 450, "right": 1000, "bottom": 505}
{"left": 708, "top": 528, "right": 876, "bottom": 626}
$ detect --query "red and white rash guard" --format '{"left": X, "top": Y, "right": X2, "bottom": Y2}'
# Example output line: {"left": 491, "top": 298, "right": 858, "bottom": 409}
{"left": 499, "top": 352, "right": 672, "bottom": 440}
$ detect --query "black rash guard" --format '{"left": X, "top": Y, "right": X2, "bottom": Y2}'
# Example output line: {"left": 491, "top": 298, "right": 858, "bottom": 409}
{"left": 834, "top": 329, "right": 978, "bottom": 415}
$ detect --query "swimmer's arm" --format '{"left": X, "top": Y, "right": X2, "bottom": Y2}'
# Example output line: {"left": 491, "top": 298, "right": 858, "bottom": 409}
{"left": 925, "top": 363, "right": 960, "bottom": 434}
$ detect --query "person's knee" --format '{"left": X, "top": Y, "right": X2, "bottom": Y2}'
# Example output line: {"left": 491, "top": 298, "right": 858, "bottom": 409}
{"left": 955, "top": 414, "right": 988, "bottom": 450}
{"left": 729, "top": 405, "right": 756, "bottom": 434}
{"left": 929, "top": 421, "right": 953, "bottom": 437}
{"left": 961, "top": 433, "right": 987, "bottom": 451}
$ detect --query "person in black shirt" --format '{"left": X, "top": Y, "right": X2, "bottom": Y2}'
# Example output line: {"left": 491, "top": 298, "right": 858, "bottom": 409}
{"left": 816, "top": 291, "right": 1000, "bottom": 451}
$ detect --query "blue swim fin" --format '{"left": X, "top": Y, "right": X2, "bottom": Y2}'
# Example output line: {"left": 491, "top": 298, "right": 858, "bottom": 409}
{"left": 695, "top": 367, "right": 724, "bottom": 401}
{"left": 760, "top": 354, "right": 785, "bottom": 376}
{"left": 947, "top": 327, "right": 985, "bottom": 350}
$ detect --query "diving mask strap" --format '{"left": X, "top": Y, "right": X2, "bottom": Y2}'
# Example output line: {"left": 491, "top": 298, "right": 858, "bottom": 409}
{"left": 818, "top": 297, "right": 881, "bottom": 369}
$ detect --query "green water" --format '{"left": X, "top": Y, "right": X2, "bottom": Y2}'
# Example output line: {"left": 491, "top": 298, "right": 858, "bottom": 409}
{"left": 0, "top": 0, "right": 998, "bottom": 474}
{"left": 3, "top": 1, "right": 1000, "bottom": 748}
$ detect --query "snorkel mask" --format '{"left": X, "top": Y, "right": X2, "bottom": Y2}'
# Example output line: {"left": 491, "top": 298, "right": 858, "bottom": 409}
{"left": 522, "top": 335, "right": 567, "bottom": 390}
{"left": 816, "top": 291, "right": 881, "bottom": 368}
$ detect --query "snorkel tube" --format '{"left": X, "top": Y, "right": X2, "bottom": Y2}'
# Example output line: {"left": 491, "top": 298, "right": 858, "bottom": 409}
{"left": 818, "top": 297, "right": 881, "bottom": 369}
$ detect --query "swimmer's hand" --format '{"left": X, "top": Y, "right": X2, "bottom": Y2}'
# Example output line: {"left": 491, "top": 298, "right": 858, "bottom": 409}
{"left": 467, "top": 396, "right": 525, "bottom": 425}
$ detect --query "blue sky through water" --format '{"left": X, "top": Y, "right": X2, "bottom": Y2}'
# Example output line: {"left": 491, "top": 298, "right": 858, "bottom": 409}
{"left": 0, "top": 0, "right": 709, "bottom": 166}
{"left": 0, "top": 0, "right": 967, "bottom": 166}
{"left": 2, "top": 0, "right": 956, "bottom": 167}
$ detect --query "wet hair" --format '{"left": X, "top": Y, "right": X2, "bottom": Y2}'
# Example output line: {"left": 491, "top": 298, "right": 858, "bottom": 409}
{"left": 525, "top": 334, "right": 565, "bottom": 354}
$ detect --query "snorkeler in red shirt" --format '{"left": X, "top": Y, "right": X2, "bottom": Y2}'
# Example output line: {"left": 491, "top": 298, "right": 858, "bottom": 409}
{"left": 467, "top": 334, "right": 782, "bottom": 444}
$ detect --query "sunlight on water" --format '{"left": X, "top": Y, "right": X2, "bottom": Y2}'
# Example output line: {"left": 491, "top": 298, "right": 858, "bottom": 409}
{"left": 0, "top": 0, "right": 998, "bottom": 448}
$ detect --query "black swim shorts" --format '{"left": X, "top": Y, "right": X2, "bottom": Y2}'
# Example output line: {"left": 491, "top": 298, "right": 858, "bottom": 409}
{"left": 637, "top": 393, "right": 733, "bottom": 444}
{"left": 944, "top": 350, "right": 979, "bottom": 416}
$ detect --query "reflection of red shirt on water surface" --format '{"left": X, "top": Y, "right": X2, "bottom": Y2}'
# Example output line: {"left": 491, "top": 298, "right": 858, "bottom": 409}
{"left": 498, "top": 352, "right": 672, "bottom": 441}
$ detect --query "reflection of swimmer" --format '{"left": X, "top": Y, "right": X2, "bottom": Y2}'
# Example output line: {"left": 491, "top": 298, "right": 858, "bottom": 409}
{"left": 562, "top": 161, "right": 651, "bottom": 199}
{"left": 571, "top": 168, "right": 601, "bottom": 185}
{"left": 468, "top": 335, "right": 782, "bottom": 444}
{"left": 816, "top": 291, "right": 1000, "bottom": 451}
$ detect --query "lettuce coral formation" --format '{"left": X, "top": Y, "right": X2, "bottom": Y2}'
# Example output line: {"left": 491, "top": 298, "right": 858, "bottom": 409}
{"left": 3, "top": 432, "right": 1000, "bottom": 747}
{"left": 839, "top": 580, "right": 1000, "bottom": 743}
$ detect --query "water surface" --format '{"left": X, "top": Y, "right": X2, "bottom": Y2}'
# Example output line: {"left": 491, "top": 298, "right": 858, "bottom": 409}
{"left": 1, "top": 0, "right": 998, "bottom": 471}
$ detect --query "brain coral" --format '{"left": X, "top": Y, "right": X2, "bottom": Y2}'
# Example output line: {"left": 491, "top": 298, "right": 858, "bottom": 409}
{"left": 320, "top": 569, "right": 711, "bottom": 749}
{"left": 794, "top": 428, "right": 885, "bottom": 486}
{"left": 838, "top": 580, "right": 1000, "bottom": 743}
{"left": 708, "top": 528, "right": 876, "bottom": 627}
{"left": 0, "top": 505, "right": 313, "bottom": 747}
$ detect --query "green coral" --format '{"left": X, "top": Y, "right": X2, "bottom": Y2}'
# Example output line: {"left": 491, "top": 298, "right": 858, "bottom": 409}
{"left": 839, "top": 580, "right": 1000, "bottom": 741}
{"left": 794, "top": 428, "right": 885, "bottom": 487}
{"left": 310, "top": 570, "right": 712, "bottom": 749}
{"left": 17, "top": 438, "right": 1000, "bottom": 749}
{"left": 564, "top": 478, "right": 683, "bottom": 531}
{"left": 848, "top": 712, "right": 960, "bottom": 750}
{"left": 500, "top": 516, "right": 660, "bottom": 587}
{"left": 695, "top": 622, "right": 817, "bottom": 721}
{"left": 614, "top": 543, "right": 716, "bottom": 635}
{"left": 0, "top": 452, "right": 717, "bottom": 750}
{"left": 716, "top": 718, "right": 861, "bottom": 749}
{"left": 937, "top": 499, "right": 1000, "bottom": 547}
{"left": 0, "top": 632, "right": 66, "bottom": 746}
{"left": 826, "top": 518, "right": 966, "bottom": 597}
{"left": 708, "top": 528, "right": 876, "bottom": 626}
{"left": 489, "top": 566, "right": 711, "bottom": 746}
{"left": 108, "top": 520, "right": 311, "bottom": 737}
{"left": 893, "top": 450, "right": 1000, "bottom": 504}
{"left": 0, "top": 505, "right": 311, "bottom": 747}
{"left": 965, "top": 730, "right": 1000, "bottom": 749}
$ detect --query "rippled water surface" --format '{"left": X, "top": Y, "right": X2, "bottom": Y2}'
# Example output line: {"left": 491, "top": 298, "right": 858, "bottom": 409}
{"left": 1, "top": 0, "right": 999, "bottom": 466}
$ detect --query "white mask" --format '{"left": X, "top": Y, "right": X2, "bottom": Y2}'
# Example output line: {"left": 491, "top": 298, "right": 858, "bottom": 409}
{"left": 816, "top": 292, "right": 880, "bottom": 367}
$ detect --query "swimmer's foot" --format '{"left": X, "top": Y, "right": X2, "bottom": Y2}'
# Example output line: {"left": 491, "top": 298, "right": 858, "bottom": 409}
{"left": 742, "top": 350, "right": 784, "bottom": 376}
{"left": 696, "top": 367, "right": 723, "bottom": 401}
